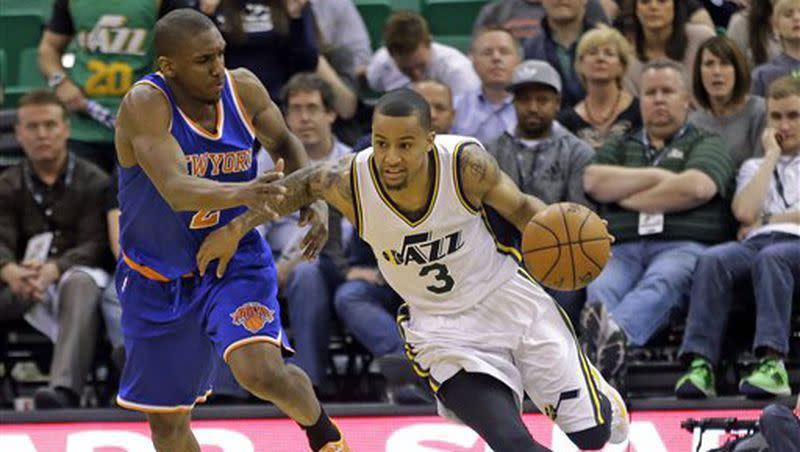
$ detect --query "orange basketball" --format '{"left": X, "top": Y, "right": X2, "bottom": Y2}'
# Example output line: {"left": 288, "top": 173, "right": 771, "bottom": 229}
{"left": 522, "top": 202, "right": 611, "bottom": 291}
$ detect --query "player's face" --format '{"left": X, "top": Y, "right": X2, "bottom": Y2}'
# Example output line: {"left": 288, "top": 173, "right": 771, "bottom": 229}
{"left": 512, "top": 84, "right": 560, "bottom": 139}
{"left": 414, "top": 83, "right": 455, "bottom": 134}
{"left": 162, "top": 28, "right": 227, "bottom": 104}
{"left": 371, "top": 112, "right": 435, "bottom": 191}
{"left": 285, "top": 90, "right": 336, "bottom": 150}
{"left": 767, "top": 95, "right": 800, "bottom": 154}
{"left": 15, "top": 104, "right": 70, "bottom": 165}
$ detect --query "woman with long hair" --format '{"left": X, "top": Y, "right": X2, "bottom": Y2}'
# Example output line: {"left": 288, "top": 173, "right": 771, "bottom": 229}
{"left": 689, "top": 36, "right": 766, "bottom": 168}
{"left": 558, "top": 25, "right": 641, "bottom": 149}
{"left": 727, "top": 0, "right": 782, "bottom": 68}
{"left": 626, "top": 0, "right": 715, "bottom": 94}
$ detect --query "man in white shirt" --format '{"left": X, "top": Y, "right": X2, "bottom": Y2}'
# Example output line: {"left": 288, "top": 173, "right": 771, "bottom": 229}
{"left": 366, "top": 11, "right": 480, "bottom": 98}
{"left": 676, "top": 75, "right": 800, "bottom": 399}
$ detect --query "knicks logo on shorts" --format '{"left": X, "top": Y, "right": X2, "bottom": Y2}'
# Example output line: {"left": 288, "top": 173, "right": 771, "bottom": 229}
{"left": 230, "top": 302, "right": 275, "bottom": 333}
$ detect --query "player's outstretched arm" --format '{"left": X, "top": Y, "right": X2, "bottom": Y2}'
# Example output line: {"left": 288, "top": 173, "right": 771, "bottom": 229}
{"left": 197, "top": 154, "right": 358, "bottom": 277}
{"left": 459, "top": 142, "right": 547, "bottom": 232}
{"left": 115, "top": 84, "right": 285, "bottom": 214}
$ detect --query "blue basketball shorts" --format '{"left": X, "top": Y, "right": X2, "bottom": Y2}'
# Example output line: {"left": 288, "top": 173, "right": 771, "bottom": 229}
{"left": 115, "top": 239, "right": 293, "bottom": 413}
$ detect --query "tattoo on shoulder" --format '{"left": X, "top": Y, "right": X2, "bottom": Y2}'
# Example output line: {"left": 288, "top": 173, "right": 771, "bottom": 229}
{"left": 460, "top": 142, "right": 496, "bottom": 184}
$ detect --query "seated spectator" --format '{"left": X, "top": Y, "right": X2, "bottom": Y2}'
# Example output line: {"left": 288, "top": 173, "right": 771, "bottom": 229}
{"left": 625, "top": 0, "right": 715, "bottom": 96}
{"left": 100, "top": 171, "right": 125, "bottom": 375}
{"left": 727, "top": 0, "right": 782, "bottom": 68}
{"left": 486, "top": 60, "right": 595, "bottom": 324}
{"left": 262, "top": 74, "right": 349, "bottom": 392}
{"left": 366, "top": 11, "right": 480, "bottom": 98}
{"left": 0, "top": 91, "right": 110, "bottom": 408}
{"left": 207, "top": 0, "right": 319, "bottom": 101}
{"left": 452, "top": 27, "right": 520, "bottom": 145}
{"left": 751, "top": 0, "right": 800, "bottom": 97}
{"left": 558, "top": 25, "right": 641, "bottom": 149}
{"left": 523, "top": 0, "right": 599, "bottom": 110}
{"left": 759, "top": 397, "right": 800, "bottom": 450}
{"left": 615, "top": 0, "right": 716, "bottom": 38}
{"left": 333, "top": 234, "right": 432, "bottom": 405}
{"left": 675, "top": 76, "right": 800, "bottom": 399}
{"left": 689, "top": 36, "right": 766, "bottom": 169}
{"left": 411, "top": 80, "right": 456, "bottom": 134}
{"left": 473, "top": 0, "right": 611, "bottom": 41}
{"left": 581, "top": 61, "right": 735, "bottom": 384}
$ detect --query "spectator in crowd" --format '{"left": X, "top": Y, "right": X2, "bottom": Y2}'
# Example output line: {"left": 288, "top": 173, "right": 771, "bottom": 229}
{"left": 727, "top": 0, "right": 782, "bottom": 68}
{"left": 37, "top": 0, "right": 190, "bottom": 172}
{"left": 523, "top": 0, "right": 599, "bottom": 110}
{"left": 751, "top": 0, "right": 800, "bottom": 97}
{"left": 333, "top": 234, "right": 433, "bottom": 405}
{"left": 689, "top": 36, "right": 766, "bottom": 169}
{"left": 411, "top": 80, "right": 456, "bottom": 134}
{"left": 625, "top": 0, "right": 716, "bottom": 95}
{"left": 0, "top": 91, "right": 109, "bottom": 408}
{"left": 309, "top": 0, "right": 372, "bottom": 78}
{"left": 581, "top": 60, "right": 735, "bottom": 384}
{"left": 261, "top": 74, "right": 349, "bottom": 393}
{"left": 366, "top": 11, "right": 480, "bottom": 98}
{"left": 558, "top": 25, "right": 641, "bottom": 149}
{"left": 452, "top": 27, "right": 520, "bottom": 145}
{"left": 675, "top": 75, "right": 800, "bottom": 399}
{"left": 207, "top": 0, "right": 319, "bottom": 101}
{"left": 99, "top": 172, "right": 125, "bottom": 376}
{"left": 615, "top": 0, "right": 716, "bottom": 37}
{"left": 486, "top": 60, "right": 595, "bottom": 324}
{"left": 473, "top": 0, "right": 611, "bottom": 41}
{"left": 759, "top": 397, "right": 800, "bottom": 451}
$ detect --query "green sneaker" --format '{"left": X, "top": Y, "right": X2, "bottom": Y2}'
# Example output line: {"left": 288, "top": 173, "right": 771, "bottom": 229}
{"left": 739, "top": 358, "right": 791, "bottom": 398}
{"left": 675, "top": 358, "right": 716, "bottom": 399}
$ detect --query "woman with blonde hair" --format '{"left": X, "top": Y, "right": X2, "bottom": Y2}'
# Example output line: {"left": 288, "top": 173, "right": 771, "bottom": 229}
{"left": 689, "top": 36, "right": 766, "bottom": 169}
{"left": 558, "top": 25, "right": 641, "bottom": 149}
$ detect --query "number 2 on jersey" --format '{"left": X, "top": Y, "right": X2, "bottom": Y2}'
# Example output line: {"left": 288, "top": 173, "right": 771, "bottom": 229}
{"left": 190, "top": 210, "right": 220, "bottom": 229}
{"left": 419, "top": 263, "right": 454, "bottom": 294}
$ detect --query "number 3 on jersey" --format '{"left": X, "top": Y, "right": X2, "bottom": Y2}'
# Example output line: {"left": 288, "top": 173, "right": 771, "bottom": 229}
{"left": 190, "top": 210, "right": 220, "bottom": 229}
{"left": 419, "top": 263, "right": 454, "bottom": 294}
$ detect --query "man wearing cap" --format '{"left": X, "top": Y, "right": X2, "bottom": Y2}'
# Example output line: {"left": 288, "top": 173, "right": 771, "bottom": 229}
{"left": 581, "top": 60, "right": 734, "bottom": 386}
{"left": 485, "top": 60, "right": 594, "bottom": 325}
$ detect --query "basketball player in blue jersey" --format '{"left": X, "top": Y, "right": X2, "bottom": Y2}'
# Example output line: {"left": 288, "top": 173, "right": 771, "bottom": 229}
{"left": 198, "top": 88, "right": 631, "bottom": 451}
{"left": 113, "top": 9, "right": 348, "bottom": 452}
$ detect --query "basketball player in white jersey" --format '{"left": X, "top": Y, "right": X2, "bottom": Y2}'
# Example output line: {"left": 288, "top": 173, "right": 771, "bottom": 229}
{"left": 196, "top": 89, "right": 629, "bottom": 451}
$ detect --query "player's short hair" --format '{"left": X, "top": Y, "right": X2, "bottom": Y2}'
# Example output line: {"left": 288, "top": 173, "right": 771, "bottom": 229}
{"left": 16, "top": 90, "right": 68, "bottom": 121}
{"left": 154, "top": 8, "right": 218, "bottom": 57}
{"left": 383, "top": 11, "right": 431, "bottom": 56}
{"left": 374, "top": 88, "right": 432, "bottom": 131}
{"left": 692, "top": 36, "right": 751, "bottom": 111}
{"left": 767, "top": 75, "right": 800, "bottom": 100}
{"left": 282, "top": 73, "right": 336, "bottom": 112}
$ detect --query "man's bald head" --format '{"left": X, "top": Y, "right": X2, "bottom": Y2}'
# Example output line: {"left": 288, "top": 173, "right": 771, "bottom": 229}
{"left": 411, "top": 80, "right": 455, "bottom": 134}
{"left": 154, "top": 8, "right": 218, "bottom": 58}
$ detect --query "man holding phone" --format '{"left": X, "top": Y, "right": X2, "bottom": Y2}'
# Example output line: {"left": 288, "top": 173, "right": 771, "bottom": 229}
{"left": 675, "top": 75, "right": 800, "bottom": 399}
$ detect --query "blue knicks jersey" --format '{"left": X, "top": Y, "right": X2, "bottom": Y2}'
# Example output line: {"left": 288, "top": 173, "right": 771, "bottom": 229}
{"left": 118, "top": 70, "right": 263, "bottom": 279}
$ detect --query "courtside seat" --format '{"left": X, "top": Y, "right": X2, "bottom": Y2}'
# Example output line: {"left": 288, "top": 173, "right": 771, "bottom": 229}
{"left": 0, "top": 14, "right": 44, "bottom": 86}
{"left": 423, "top": 0, "right": 487, "bottom": 36}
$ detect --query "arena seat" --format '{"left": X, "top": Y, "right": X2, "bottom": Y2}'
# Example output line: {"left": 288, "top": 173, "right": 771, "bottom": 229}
{"left": 354, "top": 0, "right": 393, "bottom": 50}
{"left": 0, "top": 0, "right": 54, "bottom": 20}
{"left": 0, "top": 14, "right": 44, "bottom": 86}
{"left": 423, "top": 0, "right": 487, "bottom": 36}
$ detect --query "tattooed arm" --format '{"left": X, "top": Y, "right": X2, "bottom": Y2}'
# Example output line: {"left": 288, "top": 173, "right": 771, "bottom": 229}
{"left": 459, "top": 142, "right": 547, "bottom": 233}
{"left": 197, "top": 154, "right": 357, "bottom": 276}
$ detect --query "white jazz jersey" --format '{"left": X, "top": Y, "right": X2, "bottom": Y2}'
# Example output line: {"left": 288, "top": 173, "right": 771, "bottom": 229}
{"left": 351, "top": 134, "right": 520, "bottom": 315}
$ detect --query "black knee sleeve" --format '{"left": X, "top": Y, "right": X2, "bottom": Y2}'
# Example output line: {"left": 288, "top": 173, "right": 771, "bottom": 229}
{"left": 439, "top": 371, "right": 549, "bottom": 452}
{"left": 566, "top": 392, "right": 612, "bottom": 450}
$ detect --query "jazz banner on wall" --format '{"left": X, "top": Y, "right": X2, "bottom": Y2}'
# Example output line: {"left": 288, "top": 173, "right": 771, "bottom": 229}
{"left": 1, "top": 410, "right": 764, "bottom": 451}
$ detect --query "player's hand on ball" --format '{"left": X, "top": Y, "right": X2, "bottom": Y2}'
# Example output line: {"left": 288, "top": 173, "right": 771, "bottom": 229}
{"left": 197, "top": 224, "right": 241, "bottom": 278}
{"left": 298, "top": 200, "right": 329, "bottom": 260}
{"left": 242, "top": 159, "right": 287, "bottom": 220}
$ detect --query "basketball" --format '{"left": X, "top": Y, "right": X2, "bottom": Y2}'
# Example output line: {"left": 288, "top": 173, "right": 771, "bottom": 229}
{"left": 522, "top": 203, "right": 611, "bottom": 291}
